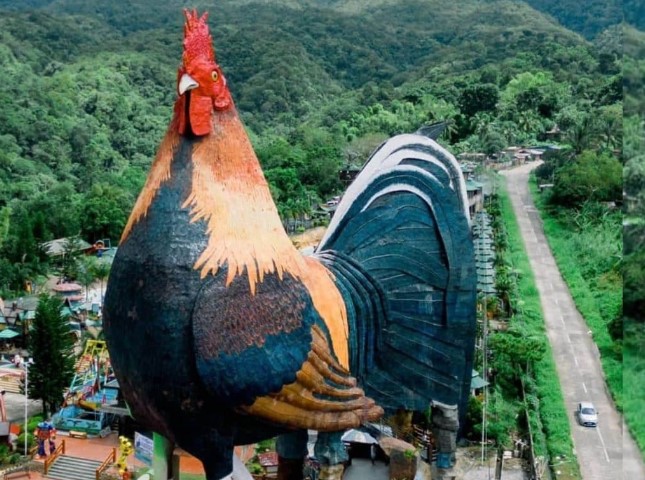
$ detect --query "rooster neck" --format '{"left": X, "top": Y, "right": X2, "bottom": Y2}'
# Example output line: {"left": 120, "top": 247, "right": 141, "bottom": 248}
{"left": 184, "top": 109, "right": 303, "bottom": 293}
{"left": 187, "top": 111, "right": 350, "bottom": 366}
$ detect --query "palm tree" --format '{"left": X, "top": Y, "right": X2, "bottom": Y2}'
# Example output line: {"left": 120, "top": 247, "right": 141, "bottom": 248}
{"left": 77, "top": 257, "right": 97, "bottom": 303}
{"left": 566, "top": 116, "right": 594, "bottom": 154}
{"left": 91, "top": 261, "right": 111, "bottom": 304}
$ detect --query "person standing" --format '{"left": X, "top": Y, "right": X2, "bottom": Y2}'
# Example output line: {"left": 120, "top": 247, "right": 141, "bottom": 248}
{"left": 370, "top": 443, "right": 377, "bottom": 465}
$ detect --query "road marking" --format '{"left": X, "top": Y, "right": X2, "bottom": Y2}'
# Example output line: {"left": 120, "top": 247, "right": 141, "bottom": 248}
{"left": 560, "top": 314, "right": 566, "bottom": 326}
{"left": 582, "top": 382, "right": 587, "bottom": 393}
{"left": 567, "top": 336, "right": 579, "bottom": 365}
{"left": 596, "top": 427, "right": 610, "bottom": 462}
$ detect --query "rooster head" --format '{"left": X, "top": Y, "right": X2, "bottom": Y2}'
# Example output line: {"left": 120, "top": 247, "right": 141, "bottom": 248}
{"left": 175, "top": 9, "right": 232, "bottom": 136}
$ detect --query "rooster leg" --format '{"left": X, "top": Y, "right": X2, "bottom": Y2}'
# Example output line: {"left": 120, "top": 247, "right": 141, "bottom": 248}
{"left": 200, "top": 445, "right": 235, "bottom": 480}
{"left": 314, "top": 431, "right": 348, "bottom": 480}
{"left": 174, "top": 428, "right": 235, "bottom": 480}
{"left": 276, "top": 430, "right": 308, "bottom": 480}
{"left": 431, "top": 401, "right": 459, "bottom": 469}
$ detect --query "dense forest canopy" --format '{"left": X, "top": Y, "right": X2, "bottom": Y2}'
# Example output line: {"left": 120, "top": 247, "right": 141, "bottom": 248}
{"left": 625, "top": 0, "right": 645, "bottom": 31}
{"left": 523, "top": 0, "right": 621, "bottom": 39}
{"left": 0, "top": 0, "right": 621, "bottom": 292}
{"left": 624, "top": 24, "right": 645, "bottom": 318}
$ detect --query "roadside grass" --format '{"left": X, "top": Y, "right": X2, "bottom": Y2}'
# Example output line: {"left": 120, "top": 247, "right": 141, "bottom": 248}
{"left": 625, "top": 318, "right": 645, "bottom": 456}
{"left": 499, "top": 178, "right": 581, "bottom": 479}
{"left": 529, "top": 181, "right": 622, "bottom": 411}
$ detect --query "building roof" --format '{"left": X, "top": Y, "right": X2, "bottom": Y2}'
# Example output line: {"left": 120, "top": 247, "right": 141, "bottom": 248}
{"left": 52, "top": 283, "right": 83, "bottom": 293}
{"left": 471, "top": 375, "right": 489, "bottom": 390}
{"left": 0, "top": 329, "right": 20, "bottom": 339}
{"left": 466, "top": 179, "right": 484, "bottom": 191}
{"left": 40, "top": 238, "right": 92, "bottom": 257}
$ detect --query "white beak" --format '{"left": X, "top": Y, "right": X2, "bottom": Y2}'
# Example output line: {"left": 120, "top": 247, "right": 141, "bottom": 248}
{"left": 178, "top": 73, "right": 199, "bottom": 95}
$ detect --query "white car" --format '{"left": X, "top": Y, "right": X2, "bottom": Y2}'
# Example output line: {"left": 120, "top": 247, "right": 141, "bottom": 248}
{"left": 576, "top": 402, "right": 598, "bottom": 427}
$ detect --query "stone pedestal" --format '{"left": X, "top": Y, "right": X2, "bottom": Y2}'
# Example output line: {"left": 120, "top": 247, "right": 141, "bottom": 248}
{"left": 431, "top": 404, "right": 459, "bottom": 468}
{"left": 389, "top": 449, "right": 418, "bottom": 480}
{"left": 380, "top": 436, "right": 420, "bottom": 480}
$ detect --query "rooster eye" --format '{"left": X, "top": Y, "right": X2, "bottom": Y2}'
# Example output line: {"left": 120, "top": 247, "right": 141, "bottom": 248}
{"left": 211, "top": 71, "right": 219, "bottom": 82}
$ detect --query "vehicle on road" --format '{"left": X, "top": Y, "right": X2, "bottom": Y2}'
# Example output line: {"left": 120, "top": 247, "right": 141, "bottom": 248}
{"left": 576, "top": 402, "right": 598, "bottom": 427}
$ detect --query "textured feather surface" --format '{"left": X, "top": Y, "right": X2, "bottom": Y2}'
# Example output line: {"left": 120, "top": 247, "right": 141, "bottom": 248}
{"left": 238, "top": 325, "right": 383, "bottom": 431}
{"left": 121, "top": 124, "right": 179, "bottom": 241}
{"left": 317, "top": 134, "right": 476, "bottom": 413}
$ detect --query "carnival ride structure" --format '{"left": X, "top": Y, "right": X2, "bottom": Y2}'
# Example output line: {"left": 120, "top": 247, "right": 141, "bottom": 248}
{"left": 53, "top": 340, "right": 119, "bottom": 436}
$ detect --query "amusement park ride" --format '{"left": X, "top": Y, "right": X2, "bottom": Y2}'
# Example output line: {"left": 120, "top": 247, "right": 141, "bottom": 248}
{"left": 52, "top": 340, "right": 120, "bottom": 436}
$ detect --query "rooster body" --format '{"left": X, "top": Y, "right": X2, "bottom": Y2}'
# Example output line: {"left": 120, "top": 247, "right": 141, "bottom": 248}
{"left": 104, "top": 10, "right": 475, "bottom": 480}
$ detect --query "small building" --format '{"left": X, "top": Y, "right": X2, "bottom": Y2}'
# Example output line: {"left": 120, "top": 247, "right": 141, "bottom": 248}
{"left": 465, "top": 179, "right": 484, "bottom": 219}
{"left": 471, "top": 369, "right": 489, "bottom": 396}
{"left": 545, "top": 125, "right": 561, "bottom": 141}
{"left": 339, "top": 164, "right": 362, "bottom": 186}
{"left": 257, "top": 451, "right": 279, "bottom": 479}
{"left": 458, "top": 152, "right": 487, "bottom": 163}
{"left": 0, "top": 297, "right": 37, "bottom": 341}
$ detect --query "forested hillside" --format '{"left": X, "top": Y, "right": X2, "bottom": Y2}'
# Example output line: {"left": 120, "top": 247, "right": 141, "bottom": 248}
{"left": 0, "top": 0, "right": 620, "bottom": 294}
{"left": 625, "top": 0, "right": 645, "bottom": 31}
{"left": 523, "top": 0, "right": 621, "bottom": 39}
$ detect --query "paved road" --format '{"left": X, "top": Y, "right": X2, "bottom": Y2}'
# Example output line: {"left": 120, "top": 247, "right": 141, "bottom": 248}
{"left": 343, "top": 458, "right": 389, "bottom": 480}
{"left": 501, "top": 163, "right": 645, "bottom": 480}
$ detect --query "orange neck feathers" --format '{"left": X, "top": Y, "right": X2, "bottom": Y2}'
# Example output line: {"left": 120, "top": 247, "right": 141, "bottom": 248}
{"left": 184, "top": 109, "right": 350, "bottom": 366}
{"left": 183, "top": 109, "right": 297, "bottom": 291}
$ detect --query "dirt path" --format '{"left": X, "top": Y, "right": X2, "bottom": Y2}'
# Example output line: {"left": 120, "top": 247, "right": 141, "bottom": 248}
{"left": 501, "top": 163, "right": 644, "bottom": 480}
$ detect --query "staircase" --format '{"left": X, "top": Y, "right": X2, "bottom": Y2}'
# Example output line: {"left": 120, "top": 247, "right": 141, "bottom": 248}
{"left": 45, "top": 455, "right": 103, "bottom": 480}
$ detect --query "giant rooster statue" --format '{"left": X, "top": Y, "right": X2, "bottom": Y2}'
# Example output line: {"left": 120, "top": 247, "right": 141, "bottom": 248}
{"left": 104, "top": 9, "right": 476, "bottom": 480}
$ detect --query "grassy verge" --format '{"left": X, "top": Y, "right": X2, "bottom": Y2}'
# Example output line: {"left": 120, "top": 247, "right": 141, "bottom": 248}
{"left": 625, "top": 318, "right": 645, "bottom": 456}
{"left": 622, "top": 223, "right": 645, "bottom": 456}
{"left": 529, "top": 181, "right": 622, "bottom": 411}
{"left": 498, "top": 178, "right": 580, "bottom": 479}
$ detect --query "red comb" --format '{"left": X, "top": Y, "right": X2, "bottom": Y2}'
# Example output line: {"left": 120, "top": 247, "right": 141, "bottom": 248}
{"left": 183, "top": 9, "right": 215, "bottom": 65}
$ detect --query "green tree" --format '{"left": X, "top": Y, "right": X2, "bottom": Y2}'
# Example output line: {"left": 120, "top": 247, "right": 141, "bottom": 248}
{"left": 565, "top": 116, "right": 595, "bottom": 154}
{"left": 596, "top": 104, "right": 622, "bottom": 152}
{"left": 551, "top": 150, "right": 622, "bottom": 207}
{"left": 28, "top": 294, "right": 76, "bottom": 418}
{"left": 61, "top": 236, "right": 84, "bottom": 281}
{"left": 77, "top": 256, "right": 98, "bottom": 303}
{"left": 0, "top": 207, "right": 10, "bottom": 251}
{"left": 91, "top": 261, "right": 111, "bottom": 304}
{"left": 458, "top": 83, "right": 499, "bottom": 117}
{"left": 82, "top": 183, "right": 132, "bottom": 243}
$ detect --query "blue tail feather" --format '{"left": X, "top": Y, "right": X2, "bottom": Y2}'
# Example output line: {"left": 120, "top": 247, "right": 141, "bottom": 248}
{"left": 315, "top": 134, "right": 476, "bottom": 414}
